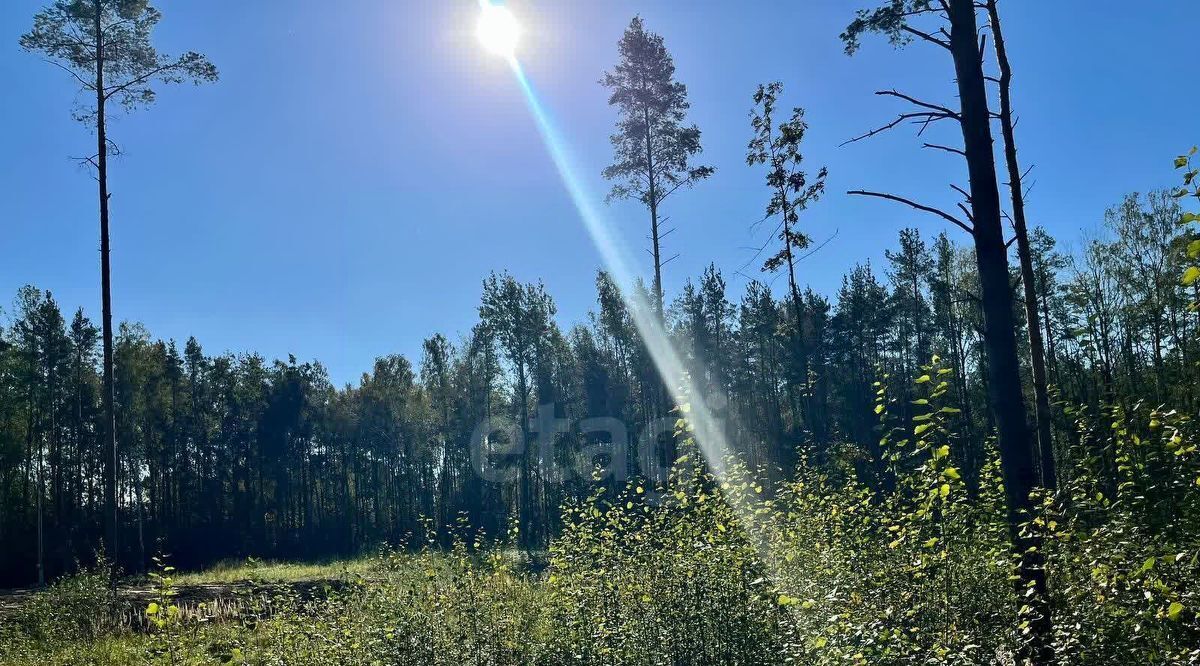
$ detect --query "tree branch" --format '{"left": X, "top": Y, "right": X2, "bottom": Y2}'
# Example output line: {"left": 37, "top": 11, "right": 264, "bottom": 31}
{"left": 949, "top": 184, "right": 972, "bottom": 201}
{"left": 840, "top": 111, "right": 955, "bottom": 146}
{"left": 923, "top": 142, "right": 966, "bottom": 157}
{"left": 876, "top": 89, "right": 959, "bottom": 117}
{"left": 848, "top": 190, "right": 974, "bottom": 235}
{"left": 102, "top": 60, "right": 189, "bottom": 102}
{"left": 900, "top": 24, "right": 950, "bottom": 50}
{"left": 42, "top": 58, "right": 95, "bottom": 91}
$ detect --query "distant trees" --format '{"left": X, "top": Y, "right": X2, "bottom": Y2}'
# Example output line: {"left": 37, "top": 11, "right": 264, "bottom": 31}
{"left": 478, "top": 273, "right": 561, "bottom": 548}
{"left": 601, "top": 16, "right": 713, "bottom": 314}
{"left": 1, "top": 206, "right": 1197, "bottom": 584}
{"left": 21, "top": 0, "right": 218, "bottom": 565}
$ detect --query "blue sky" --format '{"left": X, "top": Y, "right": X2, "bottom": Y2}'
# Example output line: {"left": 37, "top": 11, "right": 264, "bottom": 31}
{"left": 0, "top": 1, "right": 1194, "bottom": 386}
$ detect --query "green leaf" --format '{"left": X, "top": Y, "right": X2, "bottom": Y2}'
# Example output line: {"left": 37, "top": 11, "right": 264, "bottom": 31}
{"left": 1188, "top": 240, "right": 1200, "bottom": 259}
{"left": 914, "top": 374, "right": 931, "bottom": 384}
{"left": 1167, "top": 602, "right": 1184, "bottom": 621}
{"left": 1183, "top": 266, "right": 1200, "bottom": 286}
{"left": 146, "top": 602, "right": 160, "bottom": 616}
{"left": 1176, "top": 156, "right": 1190, "bottom": 169}
{"left": 914, "top": 423, "right": 933, "bottom": 435}
{"left": 938, "top": 483, "right": 951, "bottom": 498}
{"left": 933, "top": 445, "right": 950, "bottom": 459}
{"left": 943, "top": 467, "right": 961, "bottom": 480}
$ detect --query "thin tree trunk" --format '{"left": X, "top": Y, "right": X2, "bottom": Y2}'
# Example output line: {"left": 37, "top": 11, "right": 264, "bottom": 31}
{"left": 986, "top": 0, "right": 1056, "bottom": 491}
{"left": 643, "top": 107, "right": 663, "bottom": 315}
{"left": 947, "top": 1, "right": 1052, "bottom": 661}
{"left": 93, "top": 0, "right": 119, "bottom": 571}
{"left": 36, "top": 435, "right": 45, "bottom": 586}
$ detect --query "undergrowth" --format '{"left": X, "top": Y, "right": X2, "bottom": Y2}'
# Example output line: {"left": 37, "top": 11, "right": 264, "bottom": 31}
{"left": 2, "top": 364, "right": 1197, "bottom": 665}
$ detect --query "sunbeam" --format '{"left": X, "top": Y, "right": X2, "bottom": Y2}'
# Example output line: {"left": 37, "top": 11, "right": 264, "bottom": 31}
{"left": 489, "top": 39, "right": 783, "bottom": 574}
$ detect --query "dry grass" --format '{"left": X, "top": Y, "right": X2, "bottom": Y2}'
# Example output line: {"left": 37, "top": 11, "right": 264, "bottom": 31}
{"left": 170, "top": 556, "right": 377, "bottom": 585}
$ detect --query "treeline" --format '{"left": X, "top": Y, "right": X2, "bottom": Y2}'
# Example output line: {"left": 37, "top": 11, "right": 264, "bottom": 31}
{"left": 2, "top": 191, "right": 1195, "bottom": 585}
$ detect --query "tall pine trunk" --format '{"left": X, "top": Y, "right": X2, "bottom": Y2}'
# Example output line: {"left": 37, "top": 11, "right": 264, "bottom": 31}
{"left": 93, "top": 0, "right": 119, "bottom": 571}
{"left": 986, "top": 0, "right": 1057, "bottom": 490}
{"left": 947, "top": 0, "right": 1052, "bottom": 661}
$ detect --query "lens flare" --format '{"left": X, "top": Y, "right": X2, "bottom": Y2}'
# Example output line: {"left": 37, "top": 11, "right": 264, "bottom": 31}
{"left": 477, "top": 4, "right": 520, "bottom": 57}
{"left": 500, "top": 56, "right": 783, "bottom": 574}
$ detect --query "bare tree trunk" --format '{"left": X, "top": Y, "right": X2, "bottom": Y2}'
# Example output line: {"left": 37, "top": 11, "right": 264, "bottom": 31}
{"left": 948, "top": 1, "right": 1052, "bottom": 661}
{"left": 644, "top": 108, "right": 663, "bottom": 315}
{"left": 37, "top": 436, "right": 45, "bottom": 586}
{"left": 986, "top": 0, "right": 1056, "bottom": 491}
{"left": 94, "top": 0, "right": 119, "bottom": 573}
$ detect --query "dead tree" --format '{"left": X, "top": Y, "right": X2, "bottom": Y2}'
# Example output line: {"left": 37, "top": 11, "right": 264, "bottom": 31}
{"left": 842, "top": 1, "right": 1052, "bottom": 661}
{"left": 985, "top": 0, "right": 1057, "bottom": 491}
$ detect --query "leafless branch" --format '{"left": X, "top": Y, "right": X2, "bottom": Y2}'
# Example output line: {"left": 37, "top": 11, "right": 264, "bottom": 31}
{"left": 923, "top": 142, "right": 966, "bottom": 157}
{"left": 42, "top": 58, "right": 95, "bottom": 91}
{"left": 795, "top": 229, "right": 840, "bottom": 263}
{"left": 876, "top": 90, "right": 959, "bottom": 117}
{"left": 840, "top": 111, "right": 955, "bottom": 147}
{"left": 848, "top": 190, "right": 974, "bottom": 235}
{"left": 957, "top": 202, "right": 974, "bottom": 222}
{"left": 900, "top": 24, "right": 950, "bottom": 50}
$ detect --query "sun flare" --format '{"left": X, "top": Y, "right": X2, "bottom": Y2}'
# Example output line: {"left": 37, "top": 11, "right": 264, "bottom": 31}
{"left": 476, "top": 4, "right": 520, "bottom": 57}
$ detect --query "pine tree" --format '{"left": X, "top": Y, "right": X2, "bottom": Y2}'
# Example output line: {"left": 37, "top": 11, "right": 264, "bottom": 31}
{"left": 21, "top": 0, "right": 218, "bottom": 563}
{"left": 601, "top": 16, "right": 712, "bottom": 314}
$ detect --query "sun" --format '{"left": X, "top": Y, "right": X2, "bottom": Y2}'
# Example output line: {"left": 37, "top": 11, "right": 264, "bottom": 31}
{"left": 476, "top": 4, "right": 520, "bottom": 57}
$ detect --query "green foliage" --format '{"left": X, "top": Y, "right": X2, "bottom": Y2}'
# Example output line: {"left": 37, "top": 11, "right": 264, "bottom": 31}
{"left": 600, "top": 17, "right": 713, "bottom": 207}
{"left": 20, "top": 0, "right": 217, "bottom": 122}
{"left": 8, "top": 364, "right": 1198, "bottom": 665}
{"left": 1175, "top": 148, "right": 1200, "bottom": 302}
{"left": 3, "top": 557, "right": 116, "bottom": 646}
{"left": 1042, "top": 402, "right": 1200, "bottom": 663}
{"left": 746, "top": 81, "right": 828, "bottom": 277}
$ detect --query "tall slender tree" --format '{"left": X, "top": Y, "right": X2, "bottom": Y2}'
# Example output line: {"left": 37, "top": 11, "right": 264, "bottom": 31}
{"left": 21, "top": 0, "right": 218, "bottom": 566}
{"left": 601, "top": 16, "right": 712, "bottom": 314}
{"left": 984, "top": 0, "right": 1056, "bottom": 490}
{"left": 842, "top": 1, "right": 1052, "bottom": 660}
{"left": 746, "top": 82, "right": 828, "bottom": 438}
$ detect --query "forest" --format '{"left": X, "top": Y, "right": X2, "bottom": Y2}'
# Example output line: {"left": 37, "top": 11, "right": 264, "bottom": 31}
{"left": 2, "top": 1, "right": 1199, "bottom": 665}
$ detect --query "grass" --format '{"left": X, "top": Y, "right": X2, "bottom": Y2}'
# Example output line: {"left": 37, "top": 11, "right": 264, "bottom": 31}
{"left": 169, "top": 556, "right": 378, "bottom": 586}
